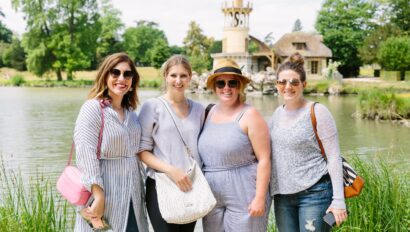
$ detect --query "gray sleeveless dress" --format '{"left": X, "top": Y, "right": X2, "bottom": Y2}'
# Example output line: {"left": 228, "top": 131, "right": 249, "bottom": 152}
{"left": 198, "top": 106, "right": 270, "bottom": 232}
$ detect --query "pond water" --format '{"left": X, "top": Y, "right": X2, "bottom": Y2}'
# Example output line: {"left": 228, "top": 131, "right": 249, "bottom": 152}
{"left": 0, "top": 87, "right": 409, "bottom": 178}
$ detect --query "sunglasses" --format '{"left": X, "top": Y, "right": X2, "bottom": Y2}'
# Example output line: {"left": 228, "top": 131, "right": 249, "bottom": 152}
{"left": 276, "top": 78, "right": 301, "bottom": 87}
{"left": 215, "top": 79, "right": 240, "bottom": 89}
{"left": 110, "top": 68, "right": 135, "bottom": 80}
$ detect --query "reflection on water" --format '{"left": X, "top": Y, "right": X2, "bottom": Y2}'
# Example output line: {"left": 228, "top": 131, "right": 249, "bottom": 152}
{"left": 0, "top": 87, "right": 409, "bottom": 179}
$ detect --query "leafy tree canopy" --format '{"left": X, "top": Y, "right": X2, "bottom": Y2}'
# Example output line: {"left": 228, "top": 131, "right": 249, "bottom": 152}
{"left": 316, "top": 0, "right": 376, "bottom": 77}
{"left": 377, "top": 36, "right": 410, "bottom": 71}
{"left": 122, "top": 20, "right": 169, "bottom": 66}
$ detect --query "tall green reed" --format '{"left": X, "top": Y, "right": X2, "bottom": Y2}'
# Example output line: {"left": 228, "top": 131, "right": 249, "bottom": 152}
{"left": 267, "top": 156, "right": 410, "bottom": 232}
{"left": 0, "top": 158, "right": 75, "bottom": 231}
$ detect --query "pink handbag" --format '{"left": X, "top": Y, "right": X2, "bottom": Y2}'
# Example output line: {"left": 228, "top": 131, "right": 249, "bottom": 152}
{"left": 56, "top": 100, "right": 107, "bottom": 205}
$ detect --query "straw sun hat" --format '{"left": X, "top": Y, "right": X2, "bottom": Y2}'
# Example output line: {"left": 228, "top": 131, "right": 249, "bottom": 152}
{"left": 206, "top": 58, "right": 250, "bottom": 89}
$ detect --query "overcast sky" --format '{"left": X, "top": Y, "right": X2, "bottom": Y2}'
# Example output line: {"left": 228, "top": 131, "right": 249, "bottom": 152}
{"left": 1, "top": 0, "right": 324, "bottom": 46}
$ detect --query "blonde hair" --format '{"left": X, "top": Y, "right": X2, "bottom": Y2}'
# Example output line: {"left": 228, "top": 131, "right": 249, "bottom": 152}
{"left": 161, "top": 55, "right": 192, "bottom": 78}
{"left": 88, "top": 53, "right": 140, "bottom": 110}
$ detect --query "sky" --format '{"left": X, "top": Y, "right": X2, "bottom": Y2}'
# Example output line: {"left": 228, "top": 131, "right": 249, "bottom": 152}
{"left": 1, "top": 0, "right": 324, "bottom": 46}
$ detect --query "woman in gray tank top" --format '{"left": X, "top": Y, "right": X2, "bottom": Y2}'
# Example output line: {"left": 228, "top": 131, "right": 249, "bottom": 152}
{"left": 270, "top": 53, "right": 347, "bottom": 231}
{"left": 198, "top": 59, "right": 271, "bottom": 232}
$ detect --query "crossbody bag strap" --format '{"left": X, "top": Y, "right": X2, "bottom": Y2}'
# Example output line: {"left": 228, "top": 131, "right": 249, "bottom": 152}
{"left": 67, "top": 101, "right": 105, "bottom": 166}
{"left": 310, "top": 102, "right": 327, "bottom": 160}
{"left": 158, "top": 97, "right": 194, "bottom": 160}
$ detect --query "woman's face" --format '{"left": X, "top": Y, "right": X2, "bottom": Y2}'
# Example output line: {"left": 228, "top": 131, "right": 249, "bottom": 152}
{"left": 165, "top": 64, "right": 191, "bottom": 94}
{"left": 276, "top": 69, "right": 305, "bottom": 102}
{"left": 214, "top": 74, "right": 241, "bottom": 104}
{"left": 107, "top": 62, "right": 134, "bottom": 100}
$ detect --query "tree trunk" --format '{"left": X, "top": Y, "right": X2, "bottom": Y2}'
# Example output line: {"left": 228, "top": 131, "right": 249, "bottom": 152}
{"left": 67, "top": 70, "right": 73, "bottom": 81}
{"left": 56, "top": 69, "right": 63, "bottom": 81}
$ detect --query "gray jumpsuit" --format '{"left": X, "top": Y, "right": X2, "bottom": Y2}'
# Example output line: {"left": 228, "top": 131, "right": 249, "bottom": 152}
{"left": 198, "top": 106, "right": 270, "bottom": 232}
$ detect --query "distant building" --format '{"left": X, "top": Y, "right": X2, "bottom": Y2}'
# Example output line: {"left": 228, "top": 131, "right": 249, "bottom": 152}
{"left": 211, "top": 0, "right": 332, "bottom": 77}
{"left": 273, "top": 32, "right": 332, "bottom": 76}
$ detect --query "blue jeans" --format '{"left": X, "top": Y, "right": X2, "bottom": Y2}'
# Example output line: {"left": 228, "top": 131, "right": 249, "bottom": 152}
{"left": 274, "top": 174, "right": 333, "bottom": 232}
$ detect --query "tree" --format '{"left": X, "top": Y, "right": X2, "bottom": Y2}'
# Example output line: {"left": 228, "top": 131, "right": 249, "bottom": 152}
{"left": 292, "top": 19, "right": 303, "bottom": 32}
{"left": 122, "top": 21, "right": 169, "bottom": 66}
{"left": 2, "top": 37, "right": 26, "bottom": 70}
{"left": 12, "top": 0, "right": 100, "bottom": 80}
{"left": 359, "top": 24, "right": 403, "bottom": 65}
{"left": 0, "top": 9, "right": 12, "bottom": 43}
{"left": 316, "top": 0, "right": 376, "bottom": 77}
{"left": 389, "top": 0, "right": 410, "bottom": 34}
{"left": 263, "top": 32, "right": 275, "bottom": 47}
{"left": 378, "top": 37, "right": 410, "bottom": 76}
{"left": 148, "top": 39, "right": 171, "bottom": 69}
{"left": 95, "top": 0, "right": 124, "bottom": 66}
{"left": 183, "top": 21, "right": 213, "bottom": 73}
{"left": 169, "top": 45, "right": 184, "bottom": 55}
{"left": 209, "top": 40, "right": 222, "bottom": 54}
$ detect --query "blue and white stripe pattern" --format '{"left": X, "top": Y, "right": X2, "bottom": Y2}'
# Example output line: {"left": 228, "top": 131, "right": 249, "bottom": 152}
{"left": 73, "top": 99, "right": 148, "bottom": 232}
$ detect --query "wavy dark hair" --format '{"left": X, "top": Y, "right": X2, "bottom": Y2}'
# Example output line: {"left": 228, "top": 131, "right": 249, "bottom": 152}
{"left": 88, "top": 53, "right": 140, "bottom": 110}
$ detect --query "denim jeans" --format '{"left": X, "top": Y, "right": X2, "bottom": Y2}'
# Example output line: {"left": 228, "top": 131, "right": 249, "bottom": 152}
{"left": 274, "top": 174, "right": 333, "bottom": 232}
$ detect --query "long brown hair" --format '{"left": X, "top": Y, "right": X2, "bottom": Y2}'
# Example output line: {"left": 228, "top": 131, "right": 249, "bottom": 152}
{"left": 88, "top": 53, "right": 140, "bottom": 110}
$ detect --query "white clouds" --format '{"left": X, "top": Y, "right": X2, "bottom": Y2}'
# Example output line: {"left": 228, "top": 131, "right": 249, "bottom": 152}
{"left": 1, "top": 0, "right": 323, "bottom": 45}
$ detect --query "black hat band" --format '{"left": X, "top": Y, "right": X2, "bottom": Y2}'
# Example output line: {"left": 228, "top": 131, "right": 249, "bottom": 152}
{"left": 214, "top": 67, "right": 242, "bottom": 75}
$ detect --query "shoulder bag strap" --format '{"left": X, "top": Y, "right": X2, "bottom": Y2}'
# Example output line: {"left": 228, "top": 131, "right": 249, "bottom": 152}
{"left": 158, "top": 97, "right": 194, "bottom": 160}
{"left": 204, "top": 103, "right": 215, "bottom": 121}
{"left": 310, "top": 102, "right": 327, "bottom": 160}
{"left": 67, "top": 101, "right": 105, "bottom": 166}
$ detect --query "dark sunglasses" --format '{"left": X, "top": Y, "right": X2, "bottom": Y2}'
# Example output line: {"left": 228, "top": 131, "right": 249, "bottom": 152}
{"left": 276, "top": 78, "right": 301, "bottom": 87}
{"left": 215, "top": 79, "right": 240, "bottom": 89}
{"left": 110, "top": 68, "right": 135, "bottom": 80}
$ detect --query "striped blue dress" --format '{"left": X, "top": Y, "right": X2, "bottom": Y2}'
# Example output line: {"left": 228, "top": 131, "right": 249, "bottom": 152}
{"left": 73, "top": 99, "right": 148, "bottom": 232}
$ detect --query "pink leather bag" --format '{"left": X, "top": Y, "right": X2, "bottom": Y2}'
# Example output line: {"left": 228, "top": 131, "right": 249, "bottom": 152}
{"left": 57, "top": 100, "right": 106, "bottom": 205}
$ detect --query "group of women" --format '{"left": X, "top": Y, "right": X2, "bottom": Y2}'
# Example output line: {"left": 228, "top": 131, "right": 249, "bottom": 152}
{"left": 73, "top": 52, "right": 347, "bottom": 232}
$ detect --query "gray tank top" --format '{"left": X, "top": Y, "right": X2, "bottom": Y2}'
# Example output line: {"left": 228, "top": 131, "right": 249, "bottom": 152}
{"left": 198, "top": 106, "right": 257, "bottom": 171}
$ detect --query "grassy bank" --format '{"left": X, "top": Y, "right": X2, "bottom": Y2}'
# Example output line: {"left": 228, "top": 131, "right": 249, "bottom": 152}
{"left": 357, "top": 88, "right": 410, "bottom": 120}
{"left": 304, "top": 79, "right": 410, "bottom": 94}
{"left": 268, "top": 156, "right": 410, "bottom": 231}
{"left": 1, "top": 156, "right": 408, "bottom": 231}
{"left": 0, "top": 158, "right": 74, "bottom": 231}
{"left": 0, "top": 67, "right": 162, "bottom": 88}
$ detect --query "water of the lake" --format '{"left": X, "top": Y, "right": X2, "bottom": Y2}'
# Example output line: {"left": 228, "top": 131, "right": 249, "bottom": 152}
{"left": 0, "top": 87, "right": 409, "bottom": 177}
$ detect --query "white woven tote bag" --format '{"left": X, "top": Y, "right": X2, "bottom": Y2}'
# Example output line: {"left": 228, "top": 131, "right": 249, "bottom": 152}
{"left": 155, "top": 161, "right": 216, "bottom": 224}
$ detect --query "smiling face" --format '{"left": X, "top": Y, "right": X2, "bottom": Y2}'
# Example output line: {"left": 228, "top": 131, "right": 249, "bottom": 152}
{"left": 165, "top": 64, "right": 191, "bottom": 94}
{"left": 276, "top": 69, "right": 306, "bottom": 103}
{"left": 106, "top": 62, "right": 134, "bottom": 100}
{"left": 214, "top": 74, "right": 241, "bottom": 104}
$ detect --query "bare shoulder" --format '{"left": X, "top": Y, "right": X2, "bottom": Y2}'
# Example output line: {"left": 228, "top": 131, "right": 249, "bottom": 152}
{"left": 242, "top": 106, "right": 266, "bottom": 125}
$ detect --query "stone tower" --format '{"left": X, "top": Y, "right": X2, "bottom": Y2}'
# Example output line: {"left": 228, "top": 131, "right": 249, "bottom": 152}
{"left": 211, "top": 0, "right": 253, "bottom": 73}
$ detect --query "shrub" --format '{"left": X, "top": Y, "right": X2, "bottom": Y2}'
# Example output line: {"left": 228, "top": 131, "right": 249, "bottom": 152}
{"left": 9, "top": 75, "right": 25, "bottom": 86}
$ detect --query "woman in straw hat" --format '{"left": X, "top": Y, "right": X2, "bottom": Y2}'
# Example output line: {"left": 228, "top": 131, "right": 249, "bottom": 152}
{"left": 269, "top": 53, "right": 347, "bottom": 231}
{"left": 198, "top": 59, "right": 271, "bottom": 232}
{"left": 138, "top": 55, "right": 204, "bottom": 232}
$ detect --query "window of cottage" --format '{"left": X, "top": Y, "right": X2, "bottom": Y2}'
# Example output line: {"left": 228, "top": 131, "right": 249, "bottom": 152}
{"left": 311, "top": 61, "right": 318, "bottom": 74}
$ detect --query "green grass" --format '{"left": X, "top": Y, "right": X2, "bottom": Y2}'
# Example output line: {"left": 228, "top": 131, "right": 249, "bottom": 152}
{"left": 0, "top": 158, "right": 74, "bottom": 231}
{"left": 267, "top": 155, "right": 410, "bottom": 231}
{"left": 358, "top": 88, "right": 410, "bottom": 120}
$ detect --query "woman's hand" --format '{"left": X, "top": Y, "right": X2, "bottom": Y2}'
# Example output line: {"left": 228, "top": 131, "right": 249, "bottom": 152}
{"left": 167, "top": 166, "right": 192, "bottom": 192}
{"left": 248, "top": 197, "right": 266, "bottom": 217}
{"left": 88, "top": 195, "right": 105, "bottom": 219}
{"left": 326, "top": 207, "right": 348, "bottom": 226}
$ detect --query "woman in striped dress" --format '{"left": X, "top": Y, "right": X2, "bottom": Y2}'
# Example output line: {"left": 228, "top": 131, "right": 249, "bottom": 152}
{"left": 74, "top": 53, "right": 148, "bottom": 232}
